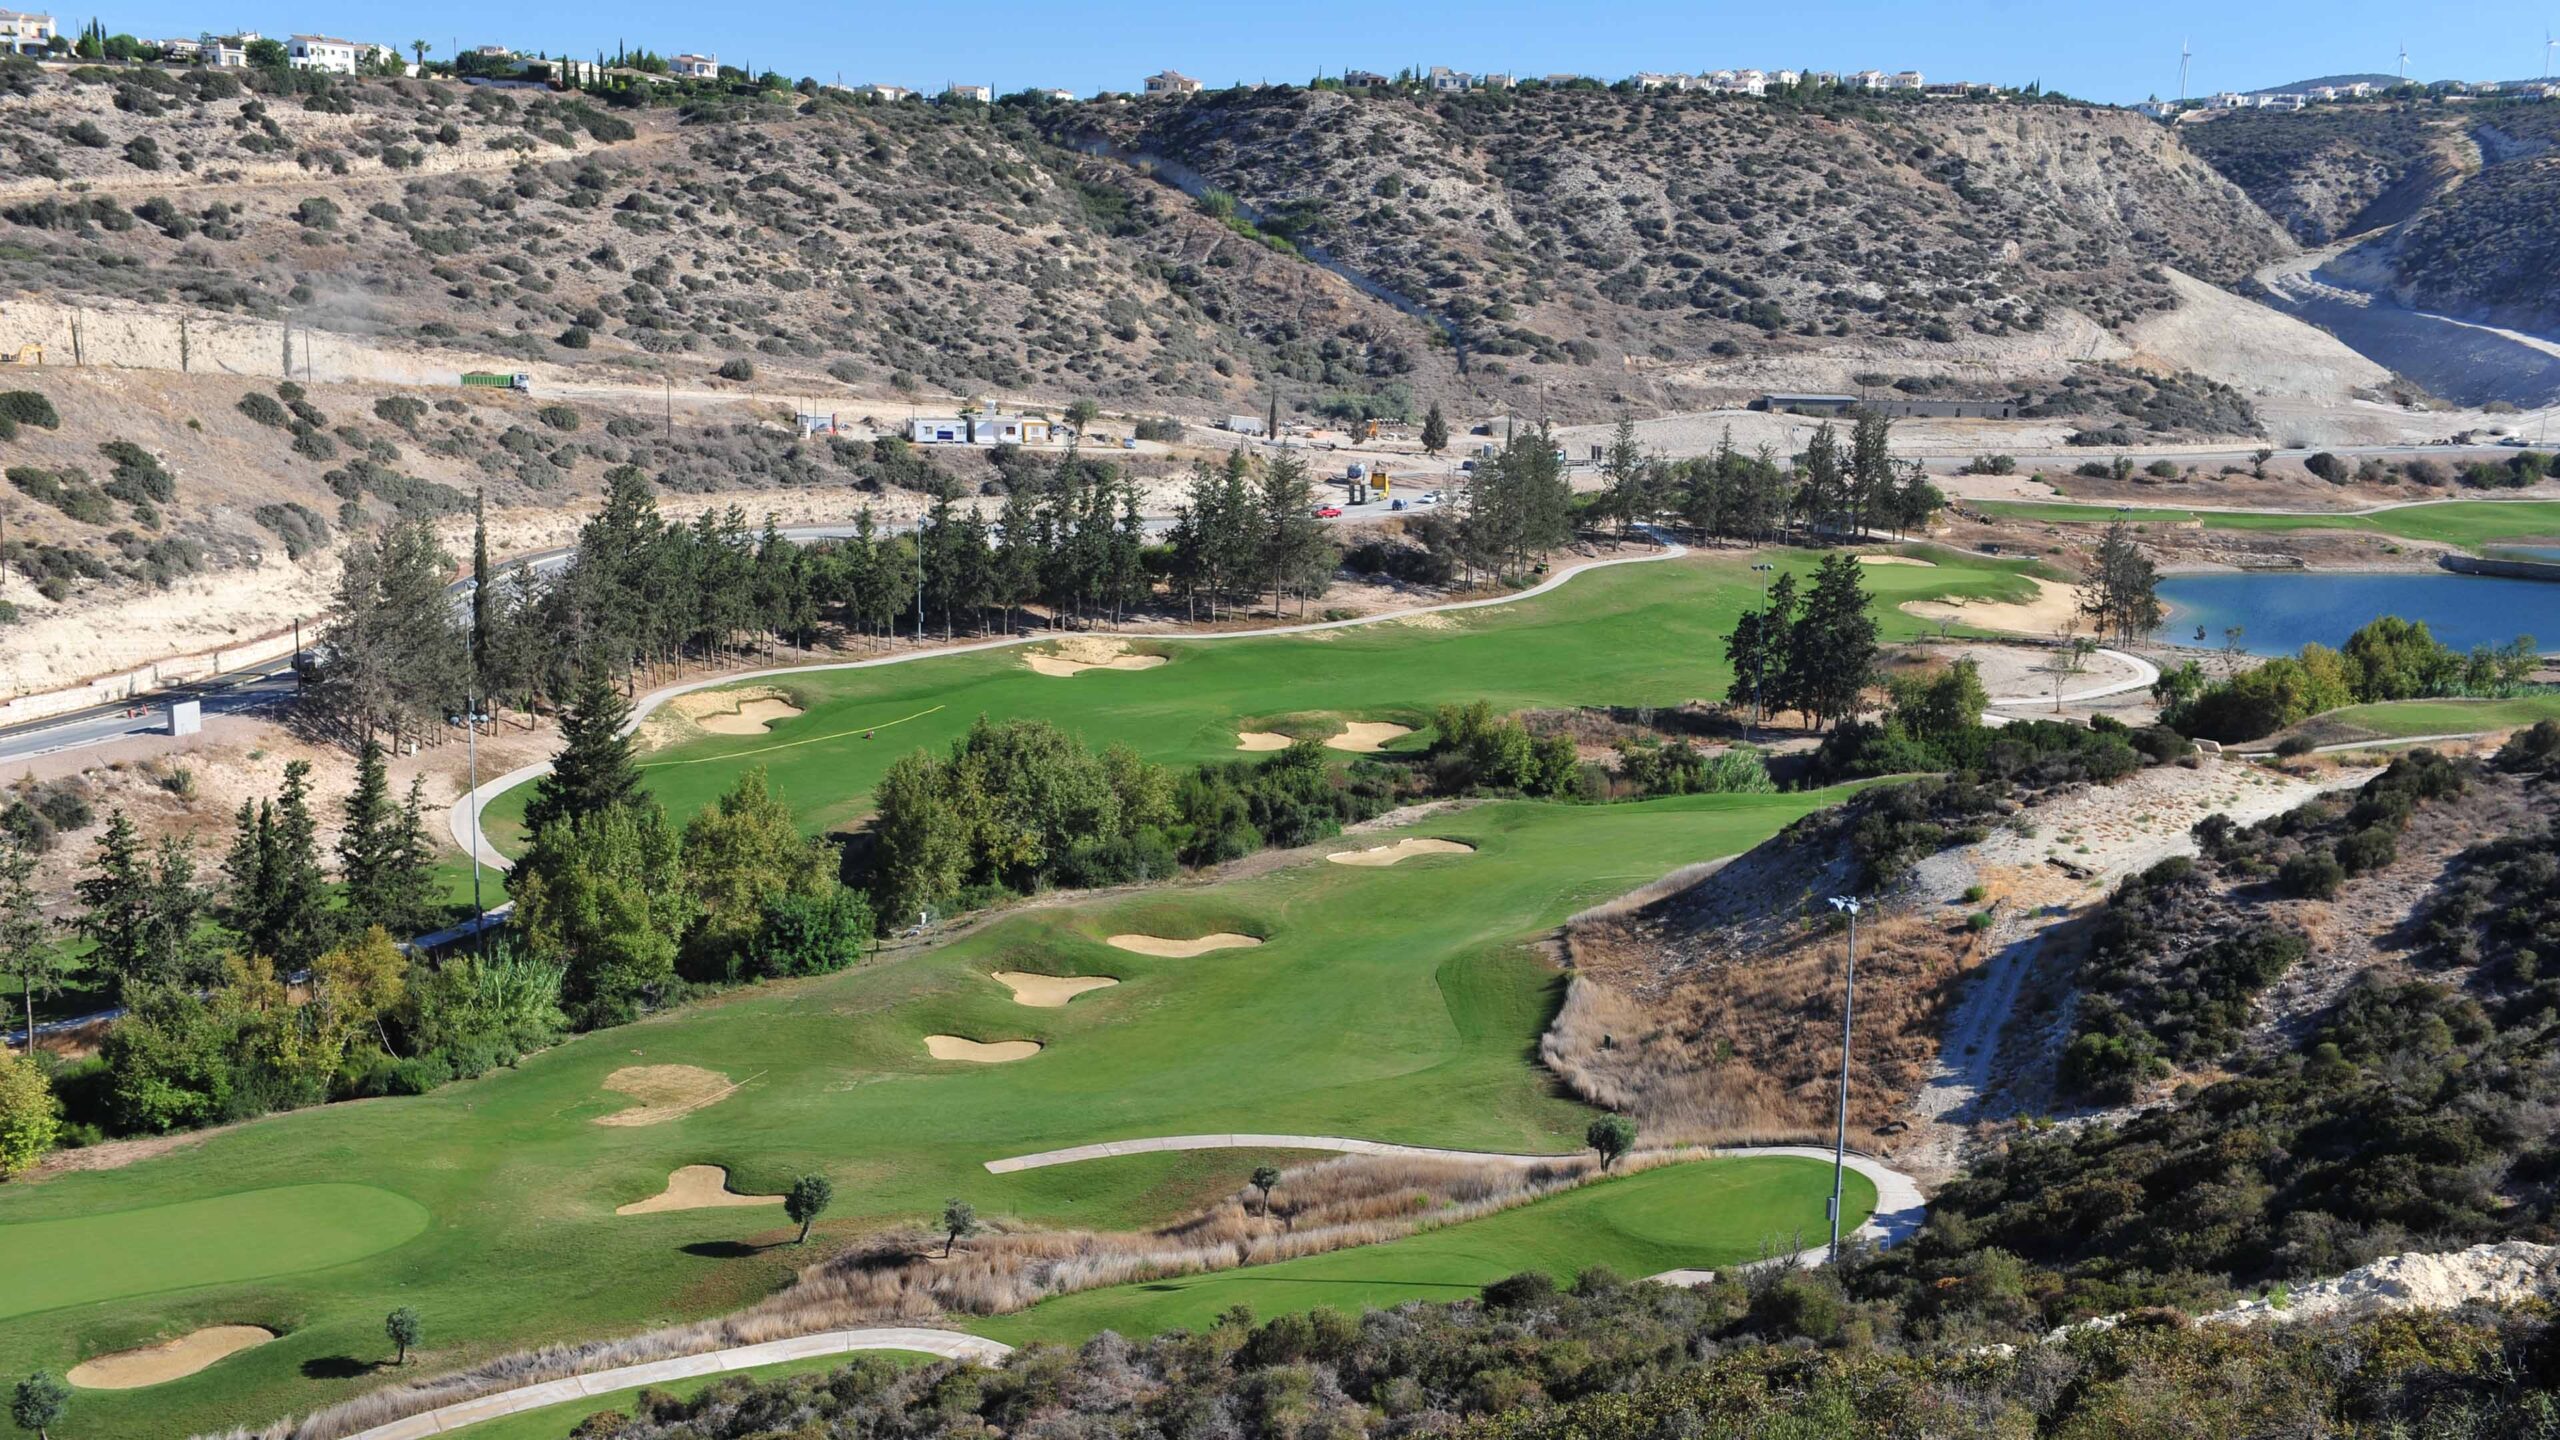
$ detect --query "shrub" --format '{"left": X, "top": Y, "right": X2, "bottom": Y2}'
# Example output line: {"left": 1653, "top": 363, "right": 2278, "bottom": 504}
{"left": 237, "top": 391, "right": 288, "bottom": 427}
{"left": 2280, "top": 849, "right": 2344, "bottom": 899}
{"left": 373, "top": 396, "right": 428, "bottom": 432}
{"left": 536, "top": 404, "right": 580, "bottom": 432}
{"left": 294, "top": 196, "right": 340, "bottom": 230}
{"left": 2305, "top": 451, "right": 2348, "bottom": 483}
{"left": 2273, "top": 735, "right": 2316, "bottom": 758}
{"left": 715, "top": 357, "right": 755, "bottom": 381}
{"left": 0, "top": 391, "right": 60, "bottom": 428}
{"left": 557, "top": 325, "right": 592, "bottom": 349}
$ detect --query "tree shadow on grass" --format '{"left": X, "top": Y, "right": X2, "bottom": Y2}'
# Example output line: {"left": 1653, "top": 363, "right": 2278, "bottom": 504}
{"left": 301, "top": 1356, "right": 386, "bottom": 1381}
{"left": 681, "top": 1239, "right": 768, "bottom": 1260}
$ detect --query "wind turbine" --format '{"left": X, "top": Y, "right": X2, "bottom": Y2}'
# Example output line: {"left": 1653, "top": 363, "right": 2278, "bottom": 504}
{"left": 2179, "top": 37, "right": 2192, "bottom": 101}
{"left": 2545, "top": 28, "right": 2555, "bottom": 80}
{"left": 2398, "top": 40, "right": 2410, "bottom": 82}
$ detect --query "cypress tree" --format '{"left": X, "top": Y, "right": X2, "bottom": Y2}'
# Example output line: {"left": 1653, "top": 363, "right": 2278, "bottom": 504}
{"left": 526, "top": 670, "right": 643, "bottom": 836}
{"left": 1420, "top": 402, "right": 1449, "bottom": 457}
{"left": 222, "top": 762, "right": 329, "bottom": 965}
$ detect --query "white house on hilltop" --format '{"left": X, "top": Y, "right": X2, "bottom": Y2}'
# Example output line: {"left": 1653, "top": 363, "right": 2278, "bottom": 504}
{"left": 287, "top": 34, "right": 362, "bottom": 74}
{"left": 944, "top": 82, "right": 992, "bottom": 102}
{"left": 1144, "top": 69, "right": 1202, "bottom": 95}
{"left": 0, "top": 8, "right": 55, "bottom": 53}
{"left": 670, "top": 52, "right": 717, "bottom": 78}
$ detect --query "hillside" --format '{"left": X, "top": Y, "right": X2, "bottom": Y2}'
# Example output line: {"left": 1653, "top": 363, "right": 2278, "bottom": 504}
{"left": 1064, "top": 88, "right": 2292, "bottom": 402}
{"left": 2183, "top": 96, "right": 2560, "bottom": 332}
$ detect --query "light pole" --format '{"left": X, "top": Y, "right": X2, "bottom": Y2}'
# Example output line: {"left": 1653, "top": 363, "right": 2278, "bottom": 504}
{"left": 1826, "top": 894, "right": 1861, "bottom": 1264}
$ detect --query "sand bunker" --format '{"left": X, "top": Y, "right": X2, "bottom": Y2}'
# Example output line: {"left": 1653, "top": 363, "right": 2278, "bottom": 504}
{"left": 1236, "top": 731, "right": 1293, "bottom": 751}
{"left": 68, "top": 1327, "right": 275, "bottom": 1389}
{"left": 1105, "top": 932, "right": 1263, "bottom": 958}
{"left": 924, "top": 1035, "right": 1044, "bottom": 1063}
{"left": 1326, "top": 722, "right": 1413, "bottom": 752}
{"left": 1328, "top": 838, "right": 1476, "bottom": 867}
{"left": 696, "top": 696, "right": 802, "bottom": 735}
{"left": 1025, "top": 637, "right": 1168, "bottom": 677}
{"left": 990, "top": 971, "right": 1121, "bottom": 1006}
{"left": 616, "top": 1164, "right": 785, "bottom": 1216}
{"left": 1902, "top": 577, "right": 2084, "bottom": 637}
{"left": 641, "top": 686, "right": 802, "bottom": 746}
{"left": 1857, "top": 554, "right": 1936, "bottom": 567}
{"left": 594, "top": 1065, "right": 744, "bottom": 1127}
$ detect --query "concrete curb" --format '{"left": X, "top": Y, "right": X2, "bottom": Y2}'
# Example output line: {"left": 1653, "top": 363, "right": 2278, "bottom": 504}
{"left": 337, "top": 1328, "right": 1010, "bottom": 1440}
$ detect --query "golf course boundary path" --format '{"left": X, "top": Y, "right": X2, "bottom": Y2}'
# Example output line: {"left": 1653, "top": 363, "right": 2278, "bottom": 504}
{"left": 337, "top": 1327, "right": 1010, "bottom": 1440}
{"left": 448, "top": 531, "right": 1694, "bottom": 872}
{"left": 981, "top": 1136, "right": 1926, "bottom": 1270}
{"left": 1984, "top": 646, "right": 2159, "bottom": 710}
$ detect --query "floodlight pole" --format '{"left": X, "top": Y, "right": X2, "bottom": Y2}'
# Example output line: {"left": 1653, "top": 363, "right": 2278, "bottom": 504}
{"left": 1827, "top": 894, "right": 1861, "bottom": 1264}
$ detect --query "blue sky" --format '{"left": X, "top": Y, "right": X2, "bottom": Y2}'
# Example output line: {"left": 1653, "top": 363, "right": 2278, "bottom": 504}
{"left": 96, "top": 0, "right": 2560, "bottom": 103}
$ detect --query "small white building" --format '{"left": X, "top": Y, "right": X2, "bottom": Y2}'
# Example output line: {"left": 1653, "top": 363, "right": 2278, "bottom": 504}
{"left": 0, "top": 9, "right": 55, "bottom": 55}
{"left": 1427, "top": 65, "right": 1472, "bottom": 91}
{"left": 1342, "top": 69, "right": 1391, "bottom": 87}
{"left": 288, "top": 34, "right": 362, "bottom": 74}
{"left": 193, "top": 32, "right": 249, "bottom": 65}
{"left": 1225, "top": 414, "right": 1268, "bottom": 436}
{"left": 1846, "top": 69, "right": 1888, "bottom": 89}
{"left": 1143, "top": 69, "right": 1201, "bottom": 95}
{"left": 670, "top": 52, "right": 717, "bottom": 78}
{"left": 1885, "top": 69, "right": 1925, "bottom": 89}
{"left": 909, "top": 414, "right": 1053, "bottom": 446}
{"left": 859, "top": 83, "right": 914, "bottom": 101}
{"left": 1037, "top": 86, "right": 1077, "bottom": 101}
{"left": 943, "top": 82, "right": 992, "bottom": 102}
{"left": 1479, "top": 71, "right": 1515, "bottom": 89}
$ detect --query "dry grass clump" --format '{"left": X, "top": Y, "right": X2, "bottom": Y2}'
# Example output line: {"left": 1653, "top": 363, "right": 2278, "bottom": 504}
{"left": 204, "top": 1149, "right": 1661, "bottom": 1440}
{"left": 1550, "top": 908, "right": 1985, "bottom": 1147}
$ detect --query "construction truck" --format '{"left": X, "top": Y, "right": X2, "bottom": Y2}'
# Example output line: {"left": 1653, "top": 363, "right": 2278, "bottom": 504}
{"left": 460, "top": 372, "right": 532, "bottom": 391}
{"left": 1, "top": 344, "right": 40, "bottom": 366}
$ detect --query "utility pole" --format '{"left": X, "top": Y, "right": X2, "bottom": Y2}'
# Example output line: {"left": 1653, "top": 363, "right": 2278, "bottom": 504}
{"left": 1826, "top": 894, "right": 1861, "bottom": 1265}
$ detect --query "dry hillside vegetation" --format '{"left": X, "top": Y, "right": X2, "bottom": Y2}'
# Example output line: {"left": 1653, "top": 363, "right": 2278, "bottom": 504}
{"left": 2186, "top": 98, "right": 2560, "bottom": 332}
{"left": 0, "top": 63, "right": 1394, "bottom": 409}
{"left": 1076, "top": 90, "right": 2290, "bottom": 389}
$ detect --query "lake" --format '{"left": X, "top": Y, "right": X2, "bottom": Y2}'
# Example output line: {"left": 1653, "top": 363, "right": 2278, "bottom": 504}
{"left": 2156, "top": 572, "right": 2560, "bottom": 656}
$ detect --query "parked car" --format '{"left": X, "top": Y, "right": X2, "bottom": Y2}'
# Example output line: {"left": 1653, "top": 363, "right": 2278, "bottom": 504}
{"left": 1390, "top": 498, "right": 1406, "bottom": 510}
{"left": 1460, "top": 460, "right": 1477, "bottom": 472}
{"left": 1316, "top": 506, "right": 1343, "bottom": 518}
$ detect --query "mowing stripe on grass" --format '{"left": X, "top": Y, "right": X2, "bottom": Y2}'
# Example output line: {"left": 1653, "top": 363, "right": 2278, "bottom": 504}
{"left": 0, "top": 1184, "right": 430, "bottom": 1321}
{"left": 639, "top": 704, "right": 950, "bottom": 768}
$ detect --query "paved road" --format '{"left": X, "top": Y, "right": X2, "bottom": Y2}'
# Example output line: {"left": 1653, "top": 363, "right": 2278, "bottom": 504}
{"left": 337, "top": 1327, "right": 1010, "bottom": 1440}
{"left": 979, "top": 1133, "right": 1925, "bottom": 1274}
{"left": 448, "top": 531, "right": 1693, "bottom": 872}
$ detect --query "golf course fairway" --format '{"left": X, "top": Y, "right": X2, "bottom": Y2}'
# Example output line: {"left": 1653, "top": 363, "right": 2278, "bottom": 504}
{"left": 0, "top": 783, "right": 1867, "bottom": 1439}
{"left": 976, "top": 1156, "right": 1871, "bottom": 1346}
{"left": 465, "top": 545, "right": 2043, "bottom": 860}
{"left": 1972, "top": 498, "right": 2560, "bottom": 551}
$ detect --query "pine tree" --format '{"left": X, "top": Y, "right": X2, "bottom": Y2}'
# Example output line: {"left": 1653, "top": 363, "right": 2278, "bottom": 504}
{"left": 1420, "top": 402, "right": 1449, "bottom": 457}
{"left": 71, "top": 812, "right": 151, "bottom": 993}
{"left": 337, "top": 738, "right": 399, "bottom": 930}
{"left": 525, "top": 670, "right": 643, "bottom": 836}
{"left": 221, "top": 761, "right": 329, "bottom": 966}
{"left": 1791, "top": 554, "right": 1879, "bottom": 731}
{"left": 0, "top": 838, "right": 57, "bottom": 1051}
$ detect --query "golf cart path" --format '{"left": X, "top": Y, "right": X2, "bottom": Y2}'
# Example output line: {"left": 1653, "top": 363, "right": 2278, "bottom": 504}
{"left": 338, "top": 1327, "right": 1010, "bottom": 1440}
{"left": 448, "top": 533, "right": 1694, "bottom": 871}
{"left": 981, "top": 1135, "right": 1926, "bottom": 1275}
{"left": 1984, "top": 647, "right": 2159, "bottom": 708}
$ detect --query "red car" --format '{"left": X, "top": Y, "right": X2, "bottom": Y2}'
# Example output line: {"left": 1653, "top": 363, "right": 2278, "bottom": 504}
{"left": 1316, "top": 506, "right": 1343, "bottom": 518}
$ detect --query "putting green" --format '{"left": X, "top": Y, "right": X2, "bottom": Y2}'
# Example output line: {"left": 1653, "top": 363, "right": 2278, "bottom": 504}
{"left": 0, "top": 1184, "right": 430, "bottom": 1321}
{"left": 1974, "top": 498, "right": 2560, "bottom": 552}
{"left": 466, "top": 548, "right": 2041, "bottom": 863}
{"left": 2299, "top": 694, "right": 2560, "bottom": 742}
{"left": 976, "top": 1156, "right": 1869, "bottom": 1345}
